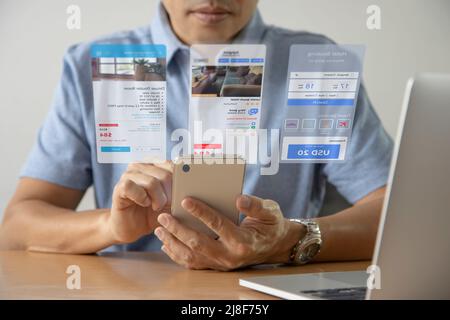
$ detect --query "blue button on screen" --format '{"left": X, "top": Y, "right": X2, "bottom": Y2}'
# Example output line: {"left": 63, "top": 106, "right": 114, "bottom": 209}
{"left": 101, "top": 146, "right": 131, "bottom": 153}
{"left": 287, "top": 99, "right": 355, "bottom": 106}
{"left": 287, "top": 144, "right": 340, "bottom": 159}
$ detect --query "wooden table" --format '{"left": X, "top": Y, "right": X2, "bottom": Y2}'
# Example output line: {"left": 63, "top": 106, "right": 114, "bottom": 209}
{"left": 0, "top": 251, "right": 369, "bottom": 299}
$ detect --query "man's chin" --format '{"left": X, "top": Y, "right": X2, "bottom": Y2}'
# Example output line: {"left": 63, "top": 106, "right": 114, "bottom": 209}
{"left": 188, "top": 28, "right": 233, "bottom": 44}
{"left": 189, "top": 36, "right": 231, "bottom": 44}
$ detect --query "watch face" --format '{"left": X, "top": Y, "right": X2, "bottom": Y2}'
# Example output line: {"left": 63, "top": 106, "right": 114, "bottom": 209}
{"left": 299, "top": 243, "right": 321, "bottom": 263}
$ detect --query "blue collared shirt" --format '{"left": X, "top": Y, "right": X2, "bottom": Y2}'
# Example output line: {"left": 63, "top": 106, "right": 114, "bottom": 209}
{"left": 21, "top": 4, "right": 393, "bottom": 251}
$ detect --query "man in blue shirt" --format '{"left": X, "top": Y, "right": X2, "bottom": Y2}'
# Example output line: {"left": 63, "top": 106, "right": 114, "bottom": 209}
{"left": 0, "top": 1, "right": 392, "bottom": 270}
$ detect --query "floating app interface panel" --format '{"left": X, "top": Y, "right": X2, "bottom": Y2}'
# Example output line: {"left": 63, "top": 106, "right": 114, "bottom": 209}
{"left": 189, "top": 44, "right": 266, "bottom": 156}
{"left": 91, "top": 44, "right": 167, "bottom": 163}
{"left": 281, "top": 44, "right": 365, "bottom": 162}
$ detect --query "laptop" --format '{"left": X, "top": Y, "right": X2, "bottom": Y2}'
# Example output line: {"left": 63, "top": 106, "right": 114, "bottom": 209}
{"left": 240, "top": 73, "right": 450, "bottom": 300}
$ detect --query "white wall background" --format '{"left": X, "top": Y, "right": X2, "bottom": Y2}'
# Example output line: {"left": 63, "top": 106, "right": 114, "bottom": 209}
{"left": 1, "top": 0, "right": 449, "bottom": 216}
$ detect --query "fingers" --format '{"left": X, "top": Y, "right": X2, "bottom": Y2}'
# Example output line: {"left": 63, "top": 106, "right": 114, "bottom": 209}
{"left": 155, "top": 226, "right": 198, "bottom": 269}
{"left": 181, "top": 197, "right": 239, "bottom": 241}
{"left": 157, "top": 226, "right": 227, "bottom": 271}
{"left": 152, "top": 160, "right": 174, "bottom": 173}
{"left": 157, "top": 213, "right": 218, "bottom": 255}
{"left": 129, "top": 162, "right": 173, "bottom": 203}
{"left": 236, "top": 195, "right": 280, "bottom": 221}
{"left": 117, "top": 162, "right": 173, "bottom": 211}
{"left": 121, "top": 171, "right": 167, "bottom": 211}
{"left": 113, "top": 178, "right": 151, "bottom": 209}
{"left": 160, "top": 245, "right": 187, "bottom": 267}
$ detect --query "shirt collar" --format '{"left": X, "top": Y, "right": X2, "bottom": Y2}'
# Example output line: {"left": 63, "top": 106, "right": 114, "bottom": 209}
{"left": 150, "top": 2, "right": 267, "bottom": 65}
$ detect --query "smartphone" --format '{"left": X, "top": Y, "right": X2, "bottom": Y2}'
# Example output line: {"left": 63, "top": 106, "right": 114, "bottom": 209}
{"left": 171, "top": 155, "right": 246, "bottom": 238}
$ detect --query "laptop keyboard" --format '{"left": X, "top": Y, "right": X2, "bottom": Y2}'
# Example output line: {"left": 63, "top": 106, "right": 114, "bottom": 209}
{"left": 301, "top": 287, "right": 367, "bottom": 300}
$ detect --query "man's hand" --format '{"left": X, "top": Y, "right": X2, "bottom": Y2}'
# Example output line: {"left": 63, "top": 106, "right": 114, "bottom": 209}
{"left": 108, "top": 161, "right": 173, "bottom": 244}
{"left": 154, "top": 195, "right": 305, "bottom": 271}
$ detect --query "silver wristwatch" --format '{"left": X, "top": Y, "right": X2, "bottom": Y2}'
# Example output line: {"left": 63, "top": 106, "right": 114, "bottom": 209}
{"left": 289, "top": 219, "right": 322, "bottom": 265}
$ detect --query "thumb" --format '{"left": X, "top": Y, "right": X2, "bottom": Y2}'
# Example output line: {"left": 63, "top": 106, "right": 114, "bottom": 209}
{"left": 236, "top": 195, "right": 279, "bottom": 220}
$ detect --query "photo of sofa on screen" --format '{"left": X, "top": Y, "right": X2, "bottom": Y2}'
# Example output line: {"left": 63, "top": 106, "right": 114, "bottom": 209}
{"left": 192, "top": 65, "right": 263, "bottom": 97}
{"left": 91, "top": 57, "right": 166, "bottom": 81}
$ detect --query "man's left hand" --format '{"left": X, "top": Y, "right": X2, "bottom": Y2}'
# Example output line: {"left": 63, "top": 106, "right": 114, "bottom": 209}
{"left": 154, "top": 195, "right": 305, "bottom": 271}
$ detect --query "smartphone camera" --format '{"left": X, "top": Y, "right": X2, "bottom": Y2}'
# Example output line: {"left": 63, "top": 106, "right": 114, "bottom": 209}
{"left": 182, "top": 164, "right": 190, "bottom": 173}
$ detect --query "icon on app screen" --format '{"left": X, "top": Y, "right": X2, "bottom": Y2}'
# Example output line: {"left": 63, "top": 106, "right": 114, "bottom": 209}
{"left": 302, "top": 119, "right": 316, "bottom": 129}
{"left": 319, "top": 119, "right": 334, "bottom": 129}
{"left": 337, "top": 119, "right": 351, "bottom": 129}
{"left": 285, "top": 119, "right": 299, "bottom": 130}
{"left": 248, "top": 108, "right": 259, "bottom": 115}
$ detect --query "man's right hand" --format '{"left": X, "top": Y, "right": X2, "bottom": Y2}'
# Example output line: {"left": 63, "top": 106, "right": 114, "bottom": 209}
{"left": 108, "top": 161, "right": 173, "bottom": 244}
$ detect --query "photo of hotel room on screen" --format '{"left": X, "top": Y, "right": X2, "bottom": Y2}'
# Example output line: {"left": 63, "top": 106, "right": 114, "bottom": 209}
{"left": 192, "top": 65, "right": 263, "bottom": 97}
{"left": 91, "top": 57, "right": 167, "bottom": 82}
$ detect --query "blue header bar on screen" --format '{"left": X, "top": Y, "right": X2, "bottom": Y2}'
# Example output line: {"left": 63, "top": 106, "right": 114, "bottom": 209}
{"left": 90, "top": 44, "right": 166, "bottom": 58}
